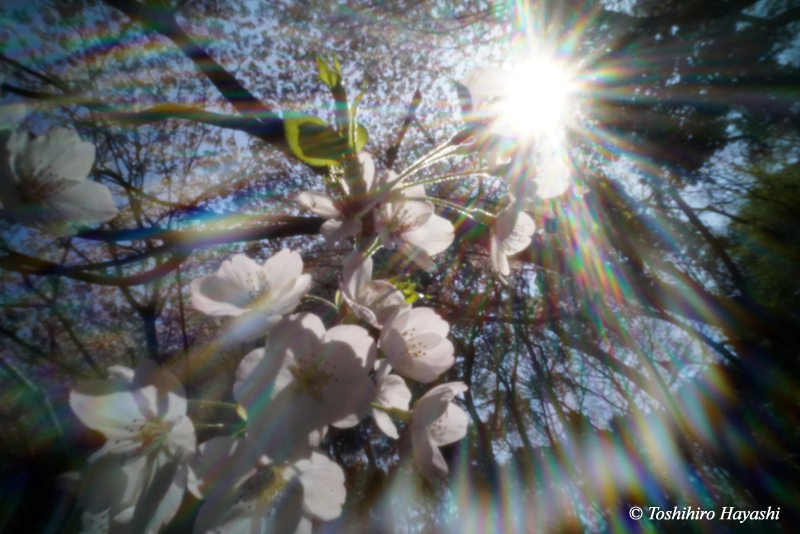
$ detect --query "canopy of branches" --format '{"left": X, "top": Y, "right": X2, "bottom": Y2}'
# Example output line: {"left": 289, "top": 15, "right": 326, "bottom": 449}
{"left": 0, "top": 0, "right": 799, "bottom": 532}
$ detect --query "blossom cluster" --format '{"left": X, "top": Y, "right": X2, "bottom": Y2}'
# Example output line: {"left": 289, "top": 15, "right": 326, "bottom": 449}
{"left": 59, "top": 147, "right": 480, "bottom": 532}
{"left": 1, "top": 66, "right": 571, "bottom": 533}
{"left": 0, "top": 103, "right": 117, "bottom": 235}
{"left": 66, "top": 237, "right": 469, "bottom": 533}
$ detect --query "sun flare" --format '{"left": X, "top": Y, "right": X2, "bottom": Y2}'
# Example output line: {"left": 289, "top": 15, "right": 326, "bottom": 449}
{"left": 502, "top": 58, "right": 572, "bottom": 135}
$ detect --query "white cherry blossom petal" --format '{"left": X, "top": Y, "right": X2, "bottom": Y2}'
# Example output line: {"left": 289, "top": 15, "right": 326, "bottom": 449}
{"left": 410, "top": 382, "right": 469, "bottom": 482}
{"left": 490, "top": 237, "right": 510, "bottom": 278}
{"left": 190, "top": 250, "right": 311, "bottom": 340}
{"left": 365, "top": 280, "right": 407, "bottom": 319}
{"left": 189, "top": 276, "right": 251, "bottom": 316}
{"left": 359, "top": 152, "right": 376, "bottom": 191}
{"left": 428, "top": 403, "right": 469, "bottom": 447}
{"left": 289, "top": 451, "right": 346, "bottom": 521}
{"left": 321, "top": 216, "right": 362, "bottom": 241}
{"left": 462, "top": 68, "right": 513, "bottom": 123}
{"left": 398, "top": 242, "right": 436, "bottom": 272}
{"left": 262, "top": 249, "right": 305, "bottom": 290}
{"left": 237, "top": 314, "right": 375, "bottom": 462}
{"left": 129, "top": 454, "right": 189, "bottom": 534}
{"left": 192, "top": 437, "right": 260, "bottom": 497}
{"left": 131, "top": 359, "right": 188, "bottom": 421}
{"left": 69, "top": 361, "right": 197, "bottom": 530}
{"left": 274, "top": 275, "right": 313, "bottom": 312}
{"left": 297, "top": 191, "right": 341, "bottom": 218}
{"left": 490, "top": 205, "right": 535, "bottom": 276}
{"left": 377, "top": 190, "right": 453, "bottom": 271}
{"left": 341, "top": 251, "right": 408, "bottom": 327}
{"left": 342, "top": 250, "right": 372, "bottom": 298}
{"left": 0, "top": 127, "right": 117, "bottom": 234}
{"left": 372, "top": 371, "right": 412, "bottom": 439}
{"left": 401, "top": 213, "right": 455, "bottom": 257}
{"left": 379, "top": 308, "right": 455, "bottom": 383}
{"left": 373, "top": 410, "right": 398, "bottom": 439}
{"left": 16, "top": 128, "right": 95, "bottom": 184}
{"left": 413, "top": 428, "right": 449, "bottom": 482}
{"left": 70, "top": 386, "right": 144, "bottom": 440}
{"left": 78, "top": 454, "right": 147, "bottom": 514}
{"left": 219, "top": 254, "right": 264, "bottom": 293}
{"left": 295, "top": 517, "right": 313, "bottom": 534}
{"left": 194, "top": 467, "right": 304, "bottom": 534}
{"left": 233, "top": 348, "right": 266, "bottom": 406}
{"left": 45, "top": 179, "right": 117, "bottom": 230}
{"left": 228, "top": 309, "right": 285, "bottom": 342}
{"left": 535, "top": 159, "right": 571, "bottom": 199}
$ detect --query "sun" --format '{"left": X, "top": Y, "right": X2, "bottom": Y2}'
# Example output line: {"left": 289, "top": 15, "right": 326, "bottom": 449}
{"left": 502, "top": 58, "right": 573, "bottom": 135}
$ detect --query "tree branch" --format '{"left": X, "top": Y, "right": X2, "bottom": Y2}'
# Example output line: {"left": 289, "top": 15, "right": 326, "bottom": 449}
{"left": 0, "top": 217, "right": 323, "bottom": 286}
{"left": 385, "top": 89, "right": 422, "bottom": 170}
{"left": 100, "top": 0, "right": 285, "bottom": 144}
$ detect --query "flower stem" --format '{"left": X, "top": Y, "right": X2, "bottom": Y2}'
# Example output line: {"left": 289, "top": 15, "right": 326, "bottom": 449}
{"left": 362, "top": 236, "right": 383, "bottom": 259}
{"left": 426, "top": 196, "right": 495, "bottom": 220}
{"left": 403, "top": 168, "right": 491, "bottom": 189}
{"left": 303, "top": 294, "right": 339, "bottom": 311}
{"left": 188, "top": 399, "right": 239, "bottom": 409}
{"left": 393, "top": 141, "right": 462, "bottom": 185}
{"left": 371, "top": 403, "right": 411, "bottom": 422}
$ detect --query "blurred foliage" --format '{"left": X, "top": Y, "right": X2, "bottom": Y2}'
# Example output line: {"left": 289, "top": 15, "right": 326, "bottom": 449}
{"left": 733, "top": 160, "right": 800, "bottom": 318}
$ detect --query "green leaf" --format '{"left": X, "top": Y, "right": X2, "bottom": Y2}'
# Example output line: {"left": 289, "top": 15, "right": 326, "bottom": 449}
{"left": 317, "top": 56, "right": 341, "bottom": 90}
{"left": 349, "top": 81, "right": 368, "bottom": 149}
{"left": 284, "top": 113, "right": 350, "bottom": 167}
{"left": 386, "top": 276, "right": 427, "bottom": 304}
{"left": 355, "top": 123, "right": 369, "bottom": 153}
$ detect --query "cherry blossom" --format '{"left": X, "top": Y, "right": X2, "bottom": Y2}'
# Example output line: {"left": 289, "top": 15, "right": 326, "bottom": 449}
{"left": 490, "top": 203, "right": 536, "bottom": 278}
{"left": 518, "top": 130, "right": 571, "bottom": 201}
{"left": 0, "top": 128, "right": 117, "bottom": 235}
{"left": 190, "top": 249, "right": 311, "bottom": 341}
{"left": 460, "top": 67, "right": 513, "bottom": 128}
{"left": 375, "top": 184, "right": 455, "bottom": 272}
{"left": 411, "top": 382, "right": 469, "bottom": 482}
{"left": 69, "top": 361, "right": 197, "bottom": 534}
{"left": 372, "top": 361, "right": 412, "bottom": 439}
{"left": 288, "top": 450, "right": 347, "bottom": 524}
{"left": 297, "top": 152, "right": 388, "bottom": 241}
{"left": 341, "top": 250, "right": 408, "bottom": 328}
{"left": 378, "top": 307, "right": 455, "bottom": 383}
{"left": 460, "top": 69, "right": 572, "bottom": 200}
{"left": 233, "top": 313, "right": 376, "bottom": 462}
{"left": 193, "top": 437, "right": 346, "bottom": 534}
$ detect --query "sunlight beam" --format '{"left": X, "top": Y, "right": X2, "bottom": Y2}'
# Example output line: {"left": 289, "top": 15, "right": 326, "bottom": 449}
{"left": 502, "top": 58, "right": 572, "bottom": 135}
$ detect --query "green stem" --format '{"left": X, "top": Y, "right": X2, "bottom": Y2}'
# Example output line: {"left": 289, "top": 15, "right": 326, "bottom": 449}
{"left": 371, "top": 403, "right": 412, "bottom": 422}
{"left": 362, "top": 236, "right": 383, "bottom": 259}
{"left": 403, "top": 168, "right": 491, "bottom": 189}
{"left": 303, "top": 294, "right": 339, "bottom": 311}
{"left": 393, "top": 141, "right": 462, "bottom": 185}
{"left": 187, "top": 399, "right": 239, "bottom": 409}
{"left": 193, "top": 423, "right": 232, "bottom": 429}
{"left": 426, "top": 196, "right": 495, "bottom": 220}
